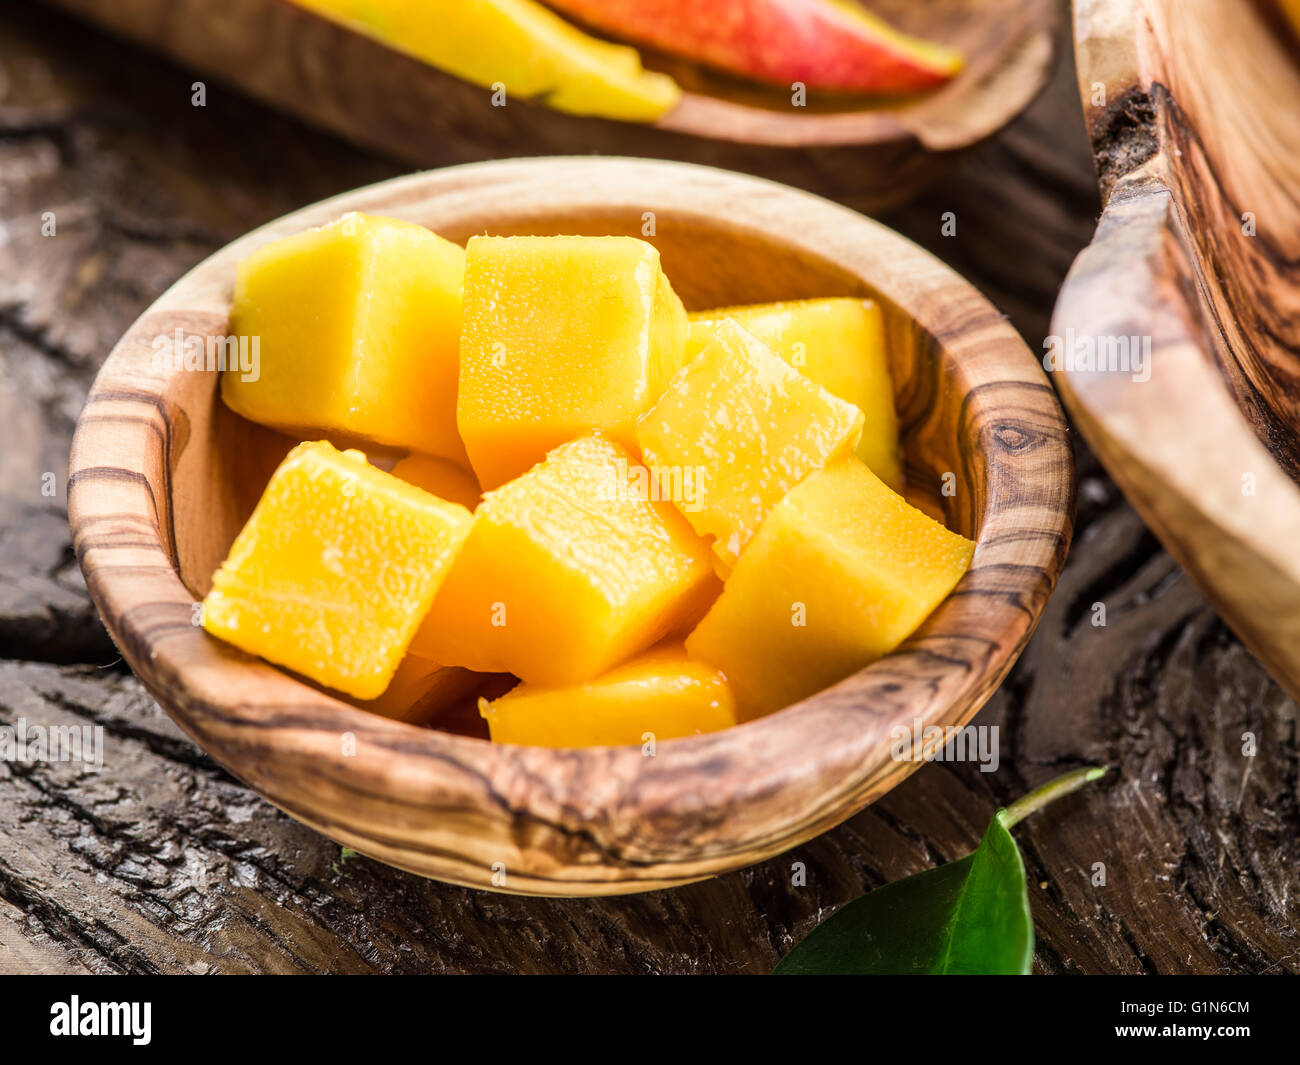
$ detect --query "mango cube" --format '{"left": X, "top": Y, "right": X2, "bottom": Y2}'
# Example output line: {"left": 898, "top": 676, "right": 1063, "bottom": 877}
{"left": 224, "top": 212, "right": 468, "bottom": 462}
{"left": 685, "top": 460, "right": 974, "bottom": 720}
{"left": 688, "top": 298, "right": 902, "bottom": 489}
{"left": 636, "top": 319, "right": 864, "bottom": 568}
{"left": 391, "top": 453, "right": 482, "bottom": 511}
{"left": 481, "top": 643, "right": 738, "bottom": 747}
{"left": 456, "top": 235, "right": 688, "bottom": 488}
{"left": 409, "top": 434, "right": 714, "bottom": 686}
{"left": 352, "top": 655, "right": 483, "bottom": 725}
{"left": 202, "top": 441, "right": 473, "bottom": 699}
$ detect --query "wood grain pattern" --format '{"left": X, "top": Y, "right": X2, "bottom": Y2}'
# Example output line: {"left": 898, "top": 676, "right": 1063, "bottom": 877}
{"left": 66, "top": 158, "right": 1073, "bottom": 895}
{"left": 41, "top": 0, "right": 1057, "bottom": 213}
{"left": 1052, "top": 0, "right": 1300, "bottom": 699}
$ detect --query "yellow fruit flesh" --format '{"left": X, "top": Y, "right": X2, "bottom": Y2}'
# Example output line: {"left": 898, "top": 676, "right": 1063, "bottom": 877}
{"left": 391, "top": 454, "right": 482, "bottom": 511}
{"left": 225, "top": 212, "right": 467, "bottom": 463}
{"left": 292, "top": 0, "right": 681, "bottom": 121}
{"left": 686, "top": 459, "right": 974, "bottom": 720}
{"left": 410, "top": 434, "right": 714, "bottom": 686}
{"left": 688, "top": 298, "right": 902, "bottom": 489}
{"left": 482, "top": 643, "right": 737, "bottom": 747}
{"left": 202, "top": 442, "right": 473, "bottom": 700}
{"left": 636, "top": 319, "right": 864, "bottom": 568}
{"left": 352, "top": 655, "right": 483, "bottom": 724}
{"left": 457, "top": 235, "right": 688, "bottom": 488}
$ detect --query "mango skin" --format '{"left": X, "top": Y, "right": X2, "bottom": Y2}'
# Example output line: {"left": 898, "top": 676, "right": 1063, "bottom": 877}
{"left": 410, "top": 433, "right": 714, "bottom": 686}
{"left": 457, "top": 235, "right": 688, "bottom": 489}
{"left": 292, "top": 0, "right": 681, "bottom": 121}
{"left": 482, "top": 643, "right": 737, "bottom": 747}
{"left": 543, "top": 0, "right": 962, "bottom": 93}
{"left": 686, "top": 459, "right": 974, "bottom": 720}
{"left": 202, "top": 442, "right": 474, "bottom": 700}
{"left": 225, "top": 212, "right": 468, "bottom": 463}
{"left": 636, "top": 318, "right": 863, "bottom": 569}
{"left": 688, "top": 298, "right": 902, "bottom": 490}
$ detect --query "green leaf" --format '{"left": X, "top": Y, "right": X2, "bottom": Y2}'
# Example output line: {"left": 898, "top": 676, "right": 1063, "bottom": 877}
{"left": 773, "top": 767, "right": 1106, "bottom": 976}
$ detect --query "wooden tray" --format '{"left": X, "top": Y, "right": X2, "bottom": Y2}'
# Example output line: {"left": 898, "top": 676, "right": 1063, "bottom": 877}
{"left": 43, "top": 0, "right": 1058, "bottom": 213}
{"left": 1052, "top": 0, "right": 1300, "bottom": 698}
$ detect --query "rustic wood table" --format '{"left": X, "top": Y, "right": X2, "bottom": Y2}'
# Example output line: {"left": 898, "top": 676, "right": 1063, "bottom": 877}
{"left": 2, "top": 3, "right": 1296, "bottom": 975}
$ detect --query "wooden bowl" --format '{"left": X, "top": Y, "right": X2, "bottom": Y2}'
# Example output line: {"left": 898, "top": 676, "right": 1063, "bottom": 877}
{"left": 68, "top": 157, "right": 1073, "bottom": 896}
{"left": 44, "top": 0, "right": 1058, "bottom": 213}
{"left": 1051, "top": 0, "right": 1300, "bottom": 699}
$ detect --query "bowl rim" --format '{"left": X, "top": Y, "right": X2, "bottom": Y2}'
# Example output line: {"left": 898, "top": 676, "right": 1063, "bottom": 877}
{"left": 68, "top": 156, "right": 1074, "bottom": 895}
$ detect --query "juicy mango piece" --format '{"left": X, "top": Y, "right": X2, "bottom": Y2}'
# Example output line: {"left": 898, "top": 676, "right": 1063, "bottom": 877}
{"left": 292, "top": 0, "right": 681, "bottom": 121}
{"left": 688, "top": 298, "right": 902, "bottom": 489}
{"left": 225, "top": 212, "right": 468, "bottom": 463}
{"left": 391, "top": 454, "right": 482, "bottom": 511}
{"left": 457, "top": 235, "right": 689, "bottom": 488}
{"left": 636, "top": 319, "right": 864, "bottom": 568}
{"left": 202, "top": 442, "right": 473, "bottom": 699}
{"left": 410, "top": 434, "right": 714, "bottom": 686}
{"left": 481, "top": 643, "right": 738, "bottom": 747}
{"left": 353, "top": 655, "right": 483, "bottom": 725}
{"left": 686, "top": 459, "right": 974, "bottom": 720}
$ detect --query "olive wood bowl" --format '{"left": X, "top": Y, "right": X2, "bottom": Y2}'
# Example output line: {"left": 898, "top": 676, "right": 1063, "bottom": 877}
{"left": 44, "top": 0, "right": 1058, "bottom": 213}
{"left": 69, "top": 157, "right": 1074, "bottom": 895}
{"left": 1051, "top": 0, "right": 1300, "bottom": 699}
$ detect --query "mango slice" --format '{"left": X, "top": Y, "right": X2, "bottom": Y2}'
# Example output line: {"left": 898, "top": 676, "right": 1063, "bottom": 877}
{"left": 225, "top": 212, "right": 468, "bottom": 463}
{"left": 410, "top": 433, "right": 714, "bottom": 686}
{"left": 292, "top": 0, "right": 681, "bottom": 121}
{"left": 636, "top": 319, "right": 864, "bottom": 568}
{"left": 481, "top": 643, "right": 737, "bottom": 747}
{"left": 457, "top": 235, "right": 689, "bottom": 488}
{"left": 688, "top": 298, "right": 902, "bottom": 489}
{"left": 202, "top": 441, "right": 473, "bottom": 699}
{"left": 391, "top": 454, "right": 482, "bottom": 512}
{"left": 686, "top": 459, "right": 974, "bottom": 720}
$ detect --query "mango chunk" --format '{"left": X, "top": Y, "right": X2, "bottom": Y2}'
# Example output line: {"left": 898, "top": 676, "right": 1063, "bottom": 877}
{"left": 482, "top": 643, "right": 737, "bottom": 747}
{"left": 636, "top": 319, "right": 864, "bottom": 568}
{"left": 292, "top": 0, "right": 681, "bottom": 122}
{"left": 225, "top": 212, "right": 467, "bottom": 463}
{"left": 202, "top": 441, "right": 473, "bottom": 699}
{"left": 688, "top": 298, "right": 902, "bottom": 489}
{"left": 391, "top": 454, "right": 482, "bottom": 511}
{"left": 685, "top": 460, "right": 974, "bottom": 720}
{"left": 457, "top": 235, "right": 688, "bottom": 488}
{"left": 352, "top": 655, "right": 483, "bottom": 725}
{"left": 410, "top": 434, "right": 714, "bottom": 686}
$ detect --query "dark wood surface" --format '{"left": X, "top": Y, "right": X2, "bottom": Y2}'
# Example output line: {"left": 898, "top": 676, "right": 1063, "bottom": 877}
{"left": 2, "top": 1, "right": 1297, "bottom": 972}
